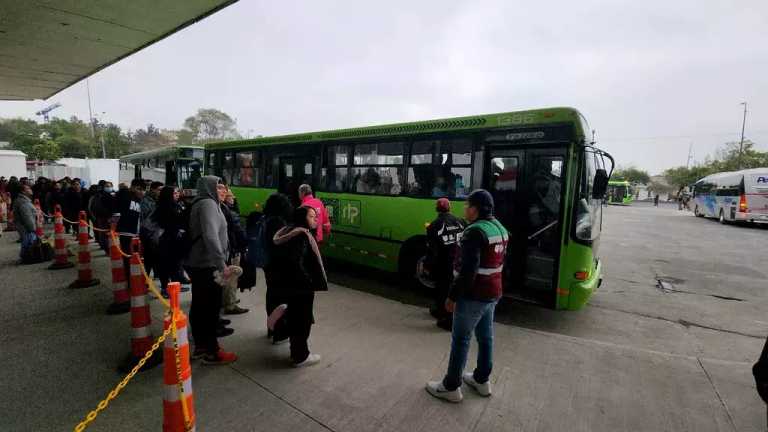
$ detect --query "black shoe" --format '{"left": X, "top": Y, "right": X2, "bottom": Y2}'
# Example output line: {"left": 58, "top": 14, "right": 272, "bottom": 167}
{"left": 436, "top": 319, "right": 453, "bottom": 332}
{"left": 216, "top": 327, "right": 235, "bottom": 337}
{"left": 429, "top": 306, "right": 442, "bottom": 319}
{"left": 219, "top": 318, "right": 231, "bottom": 326}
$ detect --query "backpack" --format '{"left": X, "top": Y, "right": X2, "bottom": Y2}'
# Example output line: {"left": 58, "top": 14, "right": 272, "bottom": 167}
{"left": 246, "top": 213, "right": 269, "bottom": 268}
{"left": 754, "top": 336, "right": 768, "bottom": 404}
{"left": 22, "top": 237, "right": 53, "bottom": 264}
{"left": 139, "top": 211, "right": 164, "bottom": 249}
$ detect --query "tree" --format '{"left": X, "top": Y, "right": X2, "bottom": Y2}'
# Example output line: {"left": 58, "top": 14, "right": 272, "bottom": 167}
{"left": 613, "top": 166, "right": 650, "bottom": 185}
{"left": 10, "top": 133, "right": 61, "bottom": 160}
{"left": 43, "top": 116, "right": 96, "bottom": 158}
{"left": 182, "top": 108, "right": 240, "bottom": 143}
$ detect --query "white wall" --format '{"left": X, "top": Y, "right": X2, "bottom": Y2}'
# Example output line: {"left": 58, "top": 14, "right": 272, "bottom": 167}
{"left": 86, "top": 159, "right": 119, "bottom": 186}
{"left": 0, "top": 152, "right": 27, "bottom": 178}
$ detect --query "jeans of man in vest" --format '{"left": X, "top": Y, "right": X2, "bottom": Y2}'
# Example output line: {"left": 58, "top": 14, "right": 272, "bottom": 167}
{"left": 442, "top": 298, "right": 498, "bottom": 391}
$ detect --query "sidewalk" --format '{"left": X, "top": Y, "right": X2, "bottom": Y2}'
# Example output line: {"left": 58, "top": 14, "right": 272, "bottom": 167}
{"left": 0, "top": 232, "right": 761, "bottom": 432}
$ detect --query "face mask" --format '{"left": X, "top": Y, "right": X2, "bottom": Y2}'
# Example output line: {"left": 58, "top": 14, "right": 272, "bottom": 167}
{"left": 104, "top": 187, "right": 113, "bottom": 193}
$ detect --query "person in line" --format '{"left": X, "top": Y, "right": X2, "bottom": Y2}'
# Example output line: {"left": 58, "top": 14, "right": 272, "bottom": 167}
{"left": 116, "top": 179, "right": 145, "bottom": 283}
{"left": 140, "top": 181, "right": 163, "bottom": 278}
{"left": 221, "top": 188, "right": 249, "bottom": 315}
{"left": 426, "top": 198, "right": 465, "bottom": 331}
{"left": 46, "top": 182, "right": 66, "bottom": 231}
{"left": 298, "top": 184, "right": 331, "bottom": 244}
{"left": 90, "top": 181, "right": 116, "bottom": 251}
{"left": 63, "top": 180, "right": 85, "bottom": 236}
{"left": 261, "top": 193, "right": 293, "bottom": 344}
{"left": 12, "top": 185, "right": 37, "bottom": 262}
{"left": 184, "top": 176, "right": 237, "bottom": 365}
{"left": 426, "top": 189, "right": 508, "bottom": 403}
{"left": 151, "top": 186, "right": 190, "bottom": 297}
{"left": 271, "top": 206, "right": 328, "bottom": 367}
{"left": 653, "top": 194, "right": 660, "bottom": 207}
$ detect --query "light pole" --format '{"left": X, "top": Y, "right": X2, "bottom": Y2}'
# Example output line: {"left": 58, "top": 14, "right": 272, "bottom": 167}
{"left": 95, "top": 111, "right": 107, "bottom": 158}
{"left": 738, "top": 102, "right": 747, "bottom": 169}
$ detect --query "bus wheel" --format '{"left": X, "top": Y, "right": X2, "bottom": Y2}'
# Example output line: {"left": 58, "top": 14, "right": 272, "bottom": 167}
{"left": 719, "top": 210, "right": 727, "bottom": 224}
{"left": 399, "top": 237, "right": 432, "bottom": 290}
{"left": 694, "top": 206, "right": 702, "bottom": 217}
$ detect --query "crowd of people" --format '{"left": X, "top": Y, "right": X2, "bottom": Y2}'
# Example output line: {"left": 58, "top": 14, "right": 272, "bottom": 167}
{"left": 2, "top": 173, "right": 509, "bottom": 402}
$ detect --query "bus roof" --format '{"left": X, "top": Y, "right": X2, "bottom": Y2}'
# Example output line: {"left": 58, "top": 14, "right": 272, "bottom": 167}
{"left": 206, "top": 107, "right": 589, "bottom": 150}
{"left": 697, "top": 167, "right": 768, "bottom": 183}
{"left": 119, "top": 145, "right": 203, "bottom": 162}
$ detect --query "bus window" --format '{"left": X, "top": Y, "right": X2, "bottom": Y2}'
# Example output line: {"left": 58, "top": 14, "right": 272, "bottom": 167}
{"left": 222, "top": 151, "right": 235, "bottom": 185}
{"left": 321, "top": 145, "right": 349, "bottom": 192}
{"left": 407, "top": 140, "right": 437, "bottom": 197}
{"left": 351, "top": 142, "right": 404, "bottom": 195}
{"left": 574, "top": 150, "right": 602, "bottom": 242}
{"left": 449, "top": 139, "right": 472, "bottom": 198}
{"left": 206, "top": 151, "right": 217, "bottom": 176}
{"left": 233, "top": 151, "right": 259, "bottom": 186}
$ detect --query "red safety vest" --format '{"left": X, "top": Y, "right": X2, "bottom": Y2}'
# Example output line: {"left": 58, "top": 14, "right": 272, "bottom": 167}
{"left": 456, "top": 218, "right": 508, "bottom": 299}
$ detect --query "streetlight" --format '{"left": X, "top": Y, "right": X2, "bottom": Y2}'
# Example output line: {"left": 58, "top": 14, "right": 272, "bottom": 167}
{"left": 738, "top": 102, "right": 747, "bottom": 169}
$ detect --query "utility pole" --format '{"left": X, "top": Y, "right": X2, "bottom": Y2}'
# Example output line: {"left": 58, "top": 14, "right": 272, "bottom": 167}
{"left": 738, "top": 102, "right": 747, "bottom": 169}
{"left": 86, "top": 79, "right": 96, "bottom": 139}
{"left": 591, "top": 129, "right": 596, "bottom": 144}
{"left": 686, "top": 142, "right": 694, "bottom": 168}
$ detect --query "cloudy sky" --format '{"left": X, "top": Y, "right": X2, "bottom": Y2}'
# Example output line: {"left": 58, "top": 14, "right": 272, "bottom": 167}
{"left": 1, "top": 0, "right": 767, "bottom": 174}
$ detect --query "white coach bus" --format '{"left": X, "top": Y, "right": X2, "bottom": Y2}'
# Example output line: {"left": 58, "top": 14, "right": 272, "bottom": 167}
{"left": 692, "top": 168, "right": 768, "bottom": 224}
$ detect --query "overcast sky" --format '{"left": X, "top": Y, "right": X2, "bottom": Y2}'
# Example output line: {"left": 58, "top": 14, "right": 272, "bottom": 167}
{"left": 1, "top": 0, "right": 767, "bottom": 174}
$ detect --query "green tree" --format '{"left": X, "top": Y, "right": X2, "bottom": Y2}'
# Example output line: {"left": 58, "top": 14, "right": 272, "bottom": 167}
{"left": 10, "top": 133, "right": 61, "bottom": 160}
{"left": 182, "top": 108, "right": 240, "bottom": 143}
{"left": 43, "top": 116, "right": 96, "bottom": 158}
{"left": 613, "top": 166, "right": 650, "bottom": 185}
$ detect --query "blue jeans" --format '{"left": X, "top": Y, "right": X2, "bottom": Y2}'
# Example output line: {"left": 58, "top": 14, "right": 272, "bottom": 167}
{"left": 442, "top": 298, "right": 497, "bottom": 391}
{"left": 19, "top": 232, "right": 37, "bottom": 259}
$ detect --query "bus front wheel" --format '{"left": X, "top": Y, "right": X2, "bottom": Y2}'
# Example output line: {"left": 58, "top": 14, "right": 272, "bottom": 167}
{"left": 719, "top": 209, "right": 727, "bottom": 224}
{"left": 694, "top": 206, "right": 703, "bottom": 217}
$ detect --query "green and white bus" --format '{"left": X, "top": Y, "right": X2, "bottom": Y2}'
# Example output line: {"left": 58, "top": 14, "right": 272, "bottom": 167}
{"left": 119, "top": 145, "right": 204, "bottom": 195}
{"left": 607, "top": 180, "right": 633, "bottom": 205}
{"left": 205, "top": 107, "right": 613, "bottom": 310}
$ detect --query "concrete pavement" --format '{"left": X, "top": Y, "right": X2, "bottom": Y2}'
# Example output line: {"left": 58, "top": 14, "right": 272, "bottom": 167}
{"left": 0, "top": 204, "right": 765, "bottom": 431}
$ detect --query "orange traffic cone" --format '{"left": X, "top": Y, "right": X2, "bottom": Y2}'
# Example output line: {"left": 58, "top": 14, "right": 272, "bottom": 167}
{"left": 106, "top": 227, "right": 130, "bottom": 314}
{"left": 0, "top": 196, "right": 7, "bottom": 233}
{"left": 163, "top": 282, "right": 196, "bottom": 432}
{"left": 120, "top": 237, "right": 161, "bottom": 372}
{"left": 69, "top": 211, "right": 100, "bottom": 288}
{"left": 48, "top": 205, "right": 74, "bottom": 270}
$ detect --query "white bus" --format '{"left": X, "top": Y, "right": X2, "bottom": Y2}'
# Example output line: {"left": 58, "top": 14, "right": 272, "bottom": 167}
{"left": 119, "top": 146, "right": 204, "bottom": 195}
{"left": 692, "top": 168, "right": 768, "bottom": 224}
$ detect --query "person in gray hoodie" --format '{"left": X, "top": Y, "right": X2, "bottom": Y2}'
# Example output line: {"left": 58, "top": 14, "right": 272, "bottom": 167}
{"left": 184, "top": 176, "right": 237, "bottom": 365}
{"left": 13, "top": 185, "right": 37, "bottom": 261}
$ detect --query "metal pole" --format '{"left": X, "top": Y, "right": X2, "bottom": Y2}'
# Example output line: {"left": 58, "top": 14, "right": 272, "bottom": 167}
{"left": 738, "top": 102, "right": 747, "bottom": 169}
{"left": 86, "top": 79, "right": 96, "bottom": 139}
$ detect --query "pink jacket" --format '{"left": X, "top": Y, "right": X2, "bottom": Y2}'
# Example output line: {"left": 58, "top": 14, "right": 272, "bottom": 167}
{"left": 301, "top": 195, "right": 331, "bottom": 243}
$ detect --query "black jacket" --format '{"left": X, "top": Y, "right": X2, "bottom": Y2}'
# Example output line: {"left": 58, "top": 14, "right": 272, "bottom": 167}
{"left": 271, "top": 227, "right": 328, "bottom": 294}
{"left": 426, "top": 212, "right": 465, "bottom": 272}
{"left": 116, "top": 192, "right": 142, "bottom": 234}
{"left": 63, "top": 189, "right": 84, "bottom": 220}
{"left": 222, "top": 204, "right": 247, "bottom": 257}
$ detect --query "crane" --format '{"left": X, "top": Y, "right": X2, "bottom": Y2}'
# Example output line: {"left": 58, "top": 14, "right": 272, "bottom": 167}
{"left": 35, "top": 102, "right": 61, "bottom": 122}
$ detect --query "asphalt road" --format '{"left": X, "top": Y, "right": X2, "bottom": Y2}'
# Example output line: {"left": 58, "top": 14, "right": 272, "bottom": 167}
{"left": 0, "top": 203, "right": 765, "bottom": 431}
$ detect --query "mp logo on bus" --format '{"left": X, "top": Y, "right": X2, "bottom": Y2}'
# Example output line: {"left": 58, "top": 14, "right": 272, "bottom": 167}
{"left": 757, "top": 176, "right": 768, "bottom": 184}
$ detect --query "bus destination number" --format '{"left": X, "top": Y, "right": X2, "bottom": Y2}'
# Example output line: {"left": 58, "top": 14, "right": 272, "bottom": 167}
{"left": 499, "top": 113, "right": 536, "bottom": 126}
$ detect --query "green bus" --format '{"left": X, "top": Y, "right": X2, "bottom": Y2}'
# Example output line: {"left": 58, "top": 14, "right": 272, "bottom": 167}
{"left": 119, "top": 145, "right": 204, "bottom": 195}
{"left": 607, "top": 180, "right": 633, "bottom": 205}
{"left": 205, "top": 107, "right": 613, "bottom": 310}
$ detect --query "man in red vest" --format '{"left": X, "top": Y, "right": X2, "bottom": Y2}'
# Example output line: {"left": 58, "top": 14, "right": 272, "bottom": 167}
{"left": 426, "top": 189, "right": 508, "bottom": 403}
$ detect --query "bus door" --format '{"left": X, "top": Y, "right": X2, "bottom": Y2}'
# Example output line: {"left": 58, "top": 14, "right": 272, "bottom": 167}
{"left": 279, "top": 156, "right": 314, "bottom": 205}
{"left": 486, "top": 147, "right": 565, "bottom": 307}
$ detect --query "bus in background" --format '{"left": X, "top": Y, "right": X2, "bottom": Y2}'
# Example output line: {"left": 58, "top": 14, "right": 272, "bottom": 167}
{"left": 607, "top": 180, "right": 633, "bottom": 205}
{"left": 205, "top": 107, "right": 614, "bottom": 310}
{"left": 692, "top": 168, "right": 768, "bottom": 224}
{"left": 119, "top": 146, "right": 204, "bottom": 196}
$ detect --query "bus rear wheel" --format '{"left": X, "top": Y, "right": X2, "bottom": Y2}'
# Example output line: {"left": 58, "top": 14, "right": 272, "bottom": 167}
{"left": 694, "top": 206, "right": 703, "bottom": 217}
{"left": 719, "top": 209, "right": 727, "bottom": 224}
{"left": 398, "top": 237, "right": 433, "bottom": 291}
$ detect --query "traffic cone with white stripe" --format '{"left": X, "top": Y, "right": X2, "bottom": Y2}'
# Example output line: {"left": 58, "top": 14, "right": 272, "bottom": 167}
{"left": 48, "top": 205, "right": 74, "bottom": 270}
{"left": 163, "top": 282, "right": 196, "bottom": 432}
{"left": 120, "top": 237, "right": 161, "bottom": 371}
{"left": 69, "top": 211, "right": 100, "bottom": 288}
{"left": 106, "top": 226, "right": 130, "bottom": 314}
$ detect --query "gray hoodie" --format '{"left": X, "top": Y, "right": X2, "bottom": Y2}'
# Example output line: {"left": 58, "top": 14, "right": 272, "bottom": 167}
{"left": 185, "top": 176, "right": 229, "bottom": 271}
{"left": 13, "top": 194, "right": 36, "bottom": 237}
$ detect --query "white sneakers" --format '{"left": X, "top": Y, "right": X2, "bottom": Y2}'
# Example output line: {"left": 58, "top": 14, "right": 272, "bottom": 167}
{"left": 463, "top": 373, "right": 492, "bottom": 396}
{"left": 293, "top": 353, "right": 321, "bottom": 368}
{"left": 426, "top": 381, "right": 463, "bottom": 403}
{"left": 425, "top": 374, "right": 492, "bottom": 403}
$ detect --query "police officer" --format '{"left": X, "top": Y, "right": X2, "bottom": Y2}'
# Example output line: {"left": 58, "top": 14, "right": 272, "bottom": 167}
{"left": 426, "top": 198, "right": 465, "bottom": 331}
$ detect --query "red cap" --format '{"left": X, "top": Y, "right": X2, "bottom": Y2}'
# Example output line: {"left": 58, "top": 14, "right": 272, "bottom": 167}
{"left": 436, "top": 198, "right": 451, "bottom": 213}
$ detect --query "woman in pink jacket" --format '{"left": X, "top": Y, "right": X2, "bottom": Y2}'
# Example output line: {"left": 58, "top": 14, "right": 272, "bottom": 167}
{"left": 298, "top": 184, "right": 331, "bottom": 244}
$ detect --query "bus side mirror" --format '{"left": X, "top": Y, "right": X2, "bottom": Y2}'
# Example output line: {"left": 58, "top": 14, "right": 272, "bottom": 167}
{"left": 593, "top": 169, "right": 609, "bottom": 199}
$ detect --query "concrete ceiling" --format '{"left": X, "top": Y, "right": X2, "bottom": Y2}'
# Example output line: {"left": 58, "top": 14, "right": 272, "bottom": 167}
{"left": 0, "top": 0, "right": 237, "bottom": 101}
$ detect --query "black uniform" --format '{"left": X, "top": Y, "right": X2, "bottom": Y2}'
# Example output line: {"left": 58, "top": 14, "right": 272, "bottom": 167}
{"left": 426, "top": 212, "right": 465, "bottom": 321}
